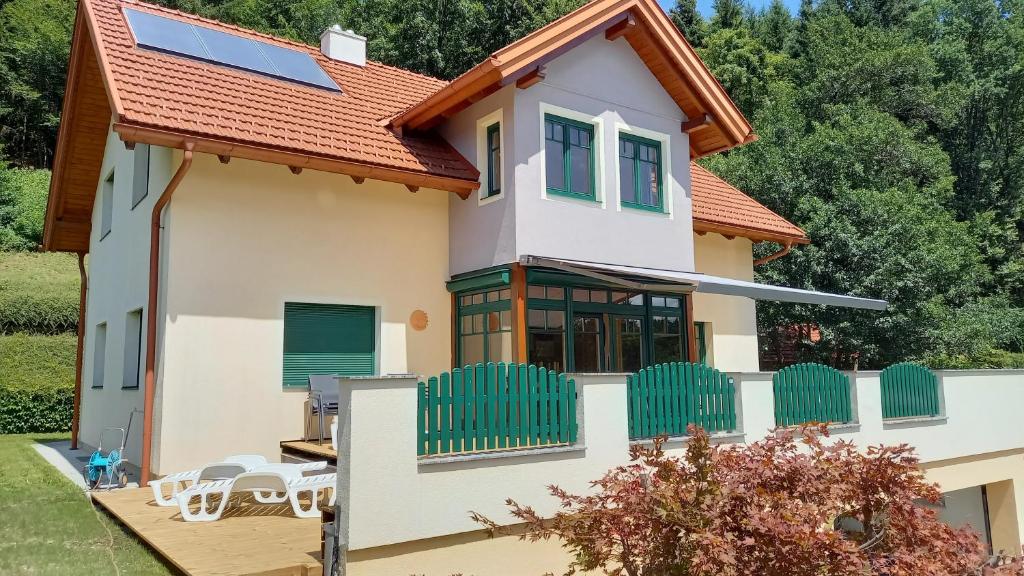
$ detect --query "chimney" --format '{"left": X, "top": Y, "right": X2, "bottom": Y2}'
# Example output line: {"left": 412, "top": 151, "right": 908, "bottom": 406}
{"left": 320, "top": 25, "right": 366, "bottom": 67}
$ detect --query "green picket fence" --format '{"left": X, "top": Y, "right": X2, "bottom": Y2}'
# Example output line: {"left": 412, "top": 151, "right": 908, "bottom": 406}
{"left": 773, "top": 363, "right": 852, "bottom": 427}
{"left": 627, "top": 362, "right": 737, "bottom": 439}
{"left": 417, "top": 363, "right": 578, "bottom": 456}
{"left": 880, "top": 363, "right": 941, "bottom": 419}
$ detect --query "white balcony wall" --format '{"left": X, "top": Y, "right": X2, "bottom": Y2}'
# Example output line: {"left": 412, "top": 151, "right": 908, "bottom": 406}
{"left": 337, "top": 369, "right": 1024, "bottom": 556}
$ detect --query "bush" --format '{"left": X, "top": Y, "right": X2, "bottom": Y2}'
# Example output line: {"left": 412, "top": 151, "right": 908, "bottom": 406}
{"left": 0, "top": 333, "right": 76, "bottom": 433}
{"left": 923, "top": 349, "right": 1024, "bottom": 370}
{"left": 0, "top": 167, "right": 50, "bottom": 251}
{"left": 0, "top": 251, "right": 79, "bottom": 334}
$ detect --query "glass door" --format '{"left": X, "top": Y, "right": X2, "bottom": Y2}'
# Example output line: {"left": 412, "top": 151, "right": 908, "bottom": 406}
{"left": 572, "top": 314, "right": 604, "bottom": 372}
{"left": 610, "top": 315, "right": 645, "bottom": 373}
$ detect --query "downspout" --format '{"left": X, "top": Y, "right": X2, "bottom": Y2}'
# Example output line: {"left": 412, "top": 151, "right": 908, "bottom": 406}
{"left": 141, "top": 143, "right": 194, "bottom": 481}
{"left": 70, "top": 251, "right": 87, "bottom": 449}
{"left": 753, "top": 241, "right": 793, "bottom": 266}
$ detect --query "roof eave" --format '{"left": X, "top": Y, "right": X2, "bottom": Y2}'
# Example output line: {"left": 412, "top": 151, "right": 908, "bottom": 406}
{"left": 692, "top": 219, "right": 810, "bottom": 246}
{"left": 113, "top": 122, "right": 481, "bottom": 197}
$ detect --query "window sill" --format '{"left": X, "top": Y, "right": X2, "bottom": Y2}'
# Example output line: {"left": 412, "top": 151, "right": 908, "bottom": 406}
{"left": 478, "top": 192, "right": 503, "bottom": 206}
{"left": 121, "top": 386, "right": 140, "bottom": 391}
{"left": 546, "top": 189, "right": 600, "bottom": 204}
{"left": 621, "top": 203, "right": 667, "bottom": 215}
{"left": 417, "top": 443, "right": 584, "bottom": 465}
{"left": 99, "top": 230, "right": 111, "bottom": 241}
{"left": 883, "top": 415, "right": 947, "bottom": 427}
{"left": 629, "top": 431, "right": 744, "bottom": 446}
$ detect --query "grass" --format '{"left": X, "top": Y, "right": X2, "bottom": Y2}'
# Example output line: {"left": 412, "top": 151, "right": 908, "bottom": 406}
{"left": 0, "top": 333, "right": 76, "bottom": 391}
{"left": 0, "top": 434, "right": 173, "bottom": 575}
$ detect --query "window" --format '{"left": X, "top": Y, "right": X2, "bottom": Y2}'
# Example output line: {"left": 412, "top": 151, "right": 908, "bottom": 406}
{"left": 695, "top": 321, "right": 709, "bottom": 365}
{"left": 132, "top": 144, "right": 150, "bottom": 208}
{"left": 100, "top": 171, "right": 114, "bottom": 240}
{"left": 123, "top": 309, "right": 143, "bottom": 389}
{"left": 545, "top": 114, "right": 595, "bottom": 200}
{"left": 619, "top": 134, "right": 663, "bottom": 211}
{"left": 457, "top": 288, "right": 512, "bottom": 366}
{"left": 528, "top": 309, "right": 565, "bottom": 371}
{"left": 652, "top": 314, "right": 683, "bottom": 364}
{"left": 92, "top": 323, "right": 107, "bottom": 388}
{"left": 485, "top": 123, "right": 501, "bottom": 198}
{"left": 282, "top": 303, "right": 376, "bottom": 387}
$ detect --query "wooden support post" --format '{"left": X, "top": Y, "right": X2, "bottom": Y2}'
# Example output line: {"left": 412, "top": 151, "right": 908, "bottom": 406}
{"left": 406, "top": 184, "right": 419, "bottom": 193}
{"left": 685, "top": 293, "right": 698, "bottom": 363}
{"left": 350, "top": 175, "right": 365, "bottom": 184}
{"left": 289, "top": 166, "right": 303, "bottom": 175}
{"left": 218, "top": 155, "right": 231, "bottom": 164}
{"left": 510, "top": 264, "right": 528, "bottom": 363}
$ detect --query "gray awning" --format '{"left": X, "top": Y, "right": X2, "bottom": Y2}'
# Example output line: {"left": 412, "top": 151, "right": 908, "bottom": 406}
{"left": 520, "top": 255, "right": 888, "bottom": 311}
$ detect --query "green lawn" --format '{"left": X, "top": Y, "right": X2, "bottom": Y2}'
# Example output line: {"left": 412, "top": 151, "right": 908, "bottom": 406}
{"left": 0, "top": 434, "right": 173, "bottom": 575}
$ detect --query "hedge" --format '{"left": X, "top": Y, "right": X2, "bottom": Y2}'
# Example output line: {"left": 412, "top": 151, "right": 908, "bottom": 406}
{"left": 0, "top": 333, "right": 76, "bottom": 433}
{"left": 0, "top": 252, "right": 80, "bottom": 334}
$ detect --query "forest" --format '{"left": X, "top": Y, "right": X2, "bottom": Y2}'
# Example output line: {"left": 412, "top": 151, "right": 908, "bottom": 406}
{"left": 0, "top": 0, "right": 1022, "bottom": 369}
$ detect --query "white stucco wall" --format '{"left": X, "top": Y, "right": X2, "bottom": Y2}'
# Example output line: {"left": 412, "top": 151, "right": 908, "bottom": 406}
{"left": 78, "top": 127, "right": 174, "bottom": 466}
{"left": 338, "top": 369, "right": 1024, "bottom": 552}
{"left": 443, "top": 35, "right": 696, "bottom": 276}
{"left": 691, "top": 233, "right": 759, "bottom": 372}
{"left": 150, "top": 154, "right": 453, "bottom": 474}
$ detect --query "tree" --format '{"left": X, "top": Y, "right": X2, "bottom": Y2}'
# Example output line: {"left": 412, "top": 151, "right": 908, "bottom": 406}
{"left": 670, "top": 0, "right": 707, "bottom": 47}
{"left": 0, "top": 0, "right": 74, "bottom": 168}
{"left": 754, "top": 0, "right": 792, "bottom": 52}
{"left": 698, "top": 27, "right": 769, "bottom": 118}
{"left": 474, "top": 425, "right": 993, "bottom": 576}
{"left": 710, "top": 0, "right": 746, "bottom": 31}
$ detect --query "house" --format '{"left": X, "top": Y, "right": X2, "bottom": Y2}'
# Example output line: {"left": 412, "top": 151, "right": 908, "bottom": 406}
{"left": 45, "top": 0, "right": 1024, "bottom": 573}
{"left": 44, "top": 0, "right": 888, "bottom": 481}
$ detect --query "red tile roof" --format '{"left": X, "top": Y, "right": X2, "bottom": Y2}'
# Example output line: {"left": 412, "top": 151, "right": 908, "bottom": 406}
{"left": 690, "top": 163, "right": 808, "bottom": 244}
{"left": 86, "top": 0, "right": 478, "bottom": 186}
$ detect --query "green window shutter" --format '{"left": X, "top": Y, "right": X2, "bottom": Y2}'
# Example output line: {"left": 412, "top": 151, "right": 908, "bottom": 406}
{"left": 283, "top": 303, "right": 376, "bottom": 388}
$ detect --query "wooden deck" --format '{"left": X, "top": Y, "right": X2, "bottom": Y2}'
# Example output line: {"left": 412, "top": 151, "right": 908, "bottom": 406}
{"left": 92, "top": 488, "right": 324, "bottom": 576}
{"left": 280, "top": 440, "right": 337, "bottom": 463}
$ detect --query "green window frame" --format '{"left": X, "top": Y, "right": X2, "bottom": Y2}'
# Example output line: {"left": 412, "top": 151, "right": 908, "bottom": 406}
{"left": 456, "top": 287, "right": 512, "bottom": 366}
{"left": 618, "top": 133, "right": 664, "bottom": 212}
{"left": 282, "top": 303, "right": 376, "bottom": 388}
{"left": 544, "top": 114, "right": 596, "bottom": 200}
{"left": 694, "top": 321, "right": 708, "bottom": 364}
{"left": 485, "top": 122, "right": 501, "bottom": 198}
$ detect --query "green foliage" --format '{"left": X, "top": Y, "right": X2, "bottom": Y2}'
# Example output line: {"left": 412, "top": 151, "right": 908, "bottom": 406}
{"left": 0, "top": 333, "right": 76, "bottom": 433}
{"left": 0, "top": 0, "right": 75, "bottom": 168}
{"left": 670, "top": 0, "right": 707, "bottom": 47}
{"left": 0, "top": 251, "right": 80, "bottom": 334}
{"left": 0, "top": 165, "right": 50, "bottom": 250}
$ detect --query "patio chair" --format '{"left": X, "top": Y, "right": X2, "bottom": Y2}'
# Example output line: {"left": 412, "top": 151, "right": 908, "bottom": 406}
{"left": 176, "top": 464, "right": 336, "bottom": 522}
{"left": 148, "top": 455, "right": 327, "bottom": 507}
{"left": 306, "top": 375, "right": 340, "bottom": 446}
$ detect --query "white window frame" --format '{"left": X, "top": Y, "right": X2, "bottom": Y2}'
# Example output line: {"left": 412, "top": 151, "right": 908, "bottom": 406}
{"left": 539, "top": 102, "right": 606, "bottom": 208}
{"left": 613, "top": 122, "right": 673, "bottom": 219}
{"left": 476, "top": 109, "right": 505, "bottom": 206}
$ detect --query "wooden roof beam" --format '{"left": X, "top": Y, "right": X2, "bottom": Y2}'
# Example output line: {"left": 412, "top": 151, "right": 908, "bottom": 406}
{"left": 516, "top": 66, "right": 546, "bottom": 89}
{"left": 682, "top": 113, "right": 713, "bottom": 134}
{"left": 605, "top": 12, "right": 637, "bottom": 41}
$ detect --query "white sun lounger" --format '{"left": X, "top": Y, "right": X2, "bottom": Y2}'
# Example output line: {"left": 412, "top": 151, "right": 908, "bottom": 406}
{"left": 148, "top": 455, "right": 327, "bottom": 507}
{"left": 176, "top": 464, "right": 336, "bottom": 522}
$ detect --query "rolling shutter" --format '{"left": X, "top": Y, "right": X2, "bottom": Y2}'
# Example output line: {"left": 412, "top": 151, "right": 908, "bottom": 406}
{"left": 283, "top": 303, "right": 376, "bottom": 388}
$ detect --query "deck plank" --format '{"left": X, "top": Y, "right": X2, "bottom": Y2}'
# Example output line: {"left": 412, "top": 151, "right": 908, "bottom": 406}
{"left": 280, "top": 440, "right": 337, "bottom": 461}
{"left": 92, "top": 488, "right": 323, "bottom": 576}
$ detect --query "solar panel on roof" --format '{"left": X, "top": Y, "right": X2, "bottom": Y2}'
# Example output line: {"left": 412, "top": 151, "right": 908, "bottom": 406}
{"left": 123, "top": 8, "right": 340, "bottom": 92}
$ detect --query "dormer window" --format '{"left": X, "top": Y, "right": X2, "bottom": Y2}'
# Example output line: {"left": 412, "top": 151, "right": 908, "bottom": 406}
{"left": 619, "top": 134, "right": 663, "bottom": 212}
{"left": 545, "top": 114, "right": 595, "bottom": 200}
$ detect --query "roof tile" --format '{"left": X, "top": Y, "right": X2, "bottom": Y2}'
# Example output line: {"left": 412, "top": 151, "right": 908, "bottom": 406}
{"left": 690, "top": 163, "right": 807, "bottom": 241}
{"left": 88, "top": 0, "right": 477, "bottom": 182}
